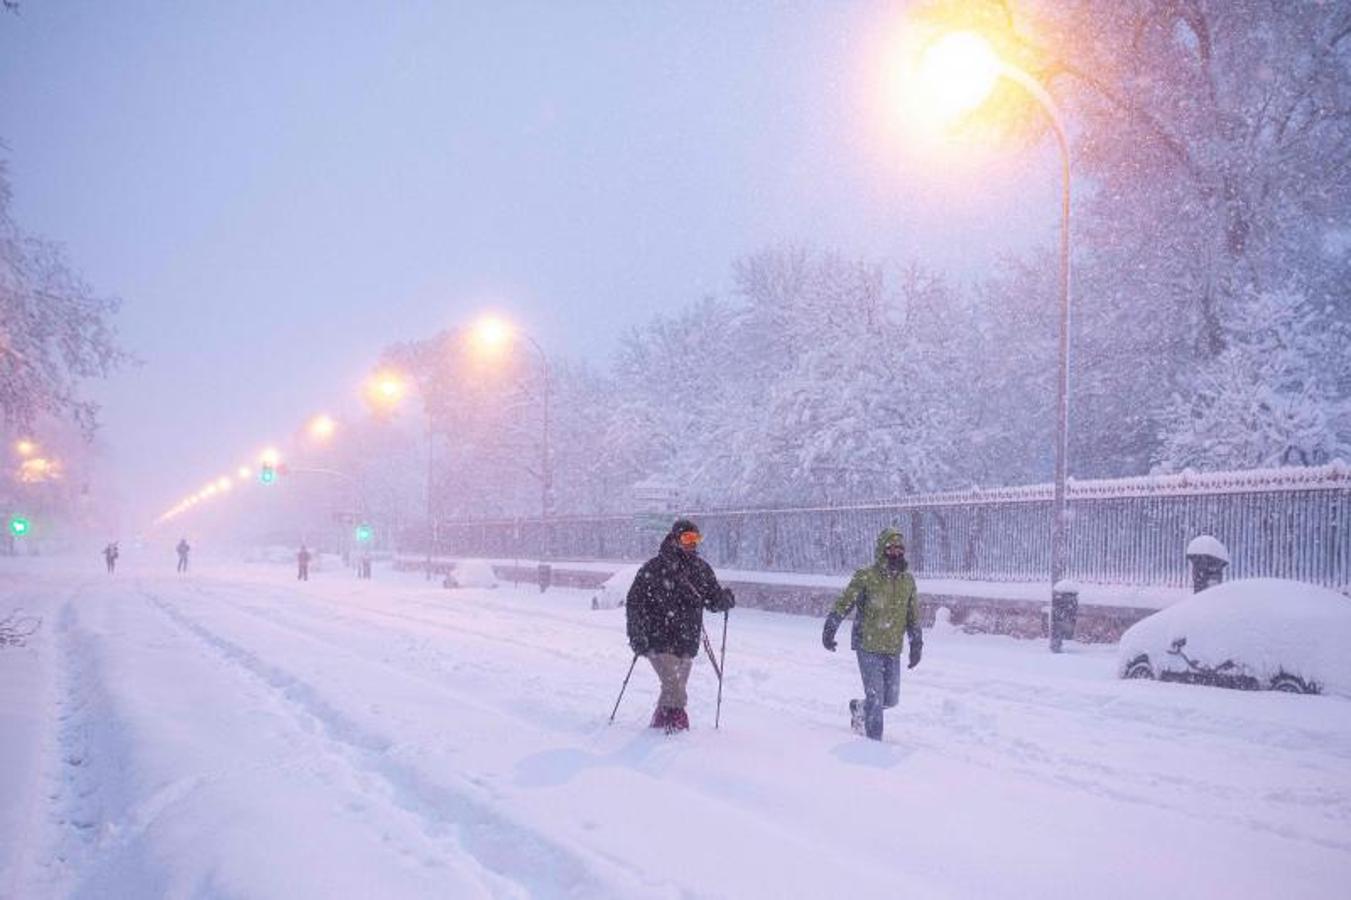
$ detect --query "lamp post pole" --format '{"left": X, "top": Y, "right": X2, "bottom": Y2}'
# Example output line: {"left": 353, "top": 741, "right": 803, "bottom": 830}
{"left": 425, "top": 420, "right": 434, "bottom": 581}
{"left": 998, "top": 65, "right": 1074, "bottom": 646}
{"left": 522, "top": 334, "right": 554, "bottom": 560}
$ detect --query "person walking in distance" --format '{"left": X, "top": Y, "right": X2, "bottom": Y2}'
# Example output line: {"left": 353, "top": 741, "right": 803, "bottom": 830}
{"left": 297, "top": 544, "right": 312, "bottom": 581}
{"left": 625, "top": 519, "right": 735, "bottom": 733}
{"left": 103, "top": 542, "right": 119, "bottom": 574}
{"left": 176, "top": 538, "right": 191, "bottom": 574}
{"left": 822, "top": 528, "right": 923, "bottom": 740}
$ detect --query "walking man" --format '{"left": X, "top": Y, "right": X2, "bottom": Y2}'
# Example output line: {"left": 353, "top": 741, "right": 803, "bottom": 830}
{"left": 103, "top": 542, "right": 119, "bottom": 574}
{"left": 176, "top": 538, "right": 191, "bottom": 574}
{"left": 822, "top": 528, "right": 922, "bottom": 740}
{"left": 625, "top": 519, "right": 735, "bottom": 733}
{"left": 297, "top": 545, "right": 312, "bottom": 581}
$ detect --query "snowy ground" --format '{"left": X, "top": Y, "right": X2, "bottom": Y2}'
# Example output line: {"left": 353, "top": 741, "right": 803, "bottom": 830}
{"left": 1, "top": 557, "right": 1349, "bottom": 899}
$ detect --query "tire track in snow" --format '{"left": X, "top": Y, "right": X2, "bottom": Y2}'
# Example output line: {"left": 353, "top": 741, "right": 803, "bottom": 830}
{"left": 141, "top": 587, "right": 675, "bottom": 900}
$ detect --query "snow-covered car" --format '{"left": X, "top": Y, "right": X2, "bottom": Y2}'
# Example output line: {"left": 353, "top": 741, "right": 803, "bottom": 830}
{"left": 1118, "top": 578, "right": 1351, "bottom": 696}
{"left": 446, "top": 558, "right": 498, "bottom": 589}
{"left": 590, "top": 565, "right": 640, "bottom": 610}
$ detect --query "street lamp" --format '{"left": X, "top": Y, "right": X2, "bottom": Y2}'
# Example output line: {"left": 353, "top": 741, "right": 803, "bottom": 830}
{"left": 470, "top": 314, "right": 554, "bottom": 558}
{"left": 308, "top": 414, "right": 337, "bottom": 442}
{"left": 915, "top": 29, "right": 1074, "bottom": 651}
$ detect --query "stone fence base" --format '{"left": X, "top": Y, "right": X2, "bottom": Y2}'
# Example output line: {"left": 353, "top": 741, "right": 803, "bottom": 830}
{"left": 393, "top": 558, "right": 1157, "bottom": 644}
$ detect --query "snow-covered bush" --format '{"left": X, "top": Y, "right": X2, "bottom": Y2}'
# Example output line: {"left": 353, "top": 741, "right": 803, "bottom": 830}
{"left": 449, "top": 559, "right": 498, "bottom": 589}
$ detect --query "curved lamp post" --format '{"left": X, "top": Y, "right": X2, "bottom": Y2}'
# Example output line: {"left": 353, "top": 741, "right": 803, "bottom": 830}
{"left": 470, "top": 315, "right": 554, "bottom": 559}
{"left": 917, "top": 31, "right": 1073, "bottom": 649}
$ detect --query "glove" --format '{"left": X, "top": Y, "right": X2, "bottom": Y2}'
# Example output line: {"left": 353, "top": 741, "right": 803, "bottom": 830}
{"left": 630, "top": 636, "right": 650, "bottom": 657}
{"left": 908, "top": 639, "right": 923, "bottom": 670}
{"left": 822, "top": 612, "right": 842, "bottom": 652}
{"left": 715, "top": 588, "right": 736, "bottom": 612}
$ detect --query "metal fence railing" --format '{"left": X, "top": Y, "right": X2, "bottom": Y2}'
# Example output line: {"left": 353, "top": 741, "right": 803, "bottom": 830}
{"left": 426, "top": 464, "right": 1351, "bottom": 591}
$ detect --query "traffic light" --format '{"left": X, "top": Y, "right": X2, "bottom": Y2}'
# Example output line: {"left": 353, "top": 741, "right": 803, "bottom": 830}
{"left": 259, "top": 464, "right": 276, "bottom": 485}
{"left": 354, "top": 523, "right": 373, "bottom": 543}
{"left": 8, "top": 516, "right": 30, "bottom": 538}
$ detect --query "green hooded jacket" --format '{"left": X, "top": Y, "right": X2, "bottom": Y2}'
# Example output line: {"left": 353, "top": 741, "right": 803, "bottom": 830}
{"left": 828, "top": 527, "right": 921, "bottom": 655}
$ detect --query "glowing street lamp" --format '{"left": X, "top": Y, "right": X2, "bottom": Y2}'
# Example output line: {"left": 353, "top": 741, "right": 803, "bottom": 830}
{"left": 364, "top": 371, "right": 409, "bottom": 413}
{"left": 14, "top": 439, "right": 36, "bottom": 458}
{"left": 308, "top": 414, "right": 337, "bottom": 442}
{"left": 916, "top": 31, "right": 1002, "bottom": 122}
{"left": 469, "top": 312, "right": 555, "bottom": 557}
{"left": 909, "top": 27, "right": 1075, "bottom": 652}
{"left": 237, "top": 466, "right": 253, "bottom": 480}
{"left": 260, "top": 447, "right": 282, "bottom": 467}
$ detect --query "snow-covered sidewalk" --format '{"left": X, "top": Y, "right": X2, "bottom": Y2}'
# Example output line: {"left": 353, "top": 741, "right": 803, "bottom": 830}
{"left": 1, "top": 558, "right": 1348, "bottom": 898}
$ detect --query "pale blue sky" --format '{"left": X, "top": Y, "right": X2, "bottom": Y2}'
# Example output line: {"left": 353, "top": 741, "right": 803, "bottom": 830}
{"left": 0, "top": 1, "right": 1051, "bottom": 526}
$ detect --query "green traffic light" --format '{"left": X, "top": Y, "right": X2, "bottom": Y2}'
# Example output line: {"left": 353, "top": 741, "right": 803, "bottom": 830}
{"left": 259, "top": 465, "right": 276, "bottom": 485}
{"left": 8, "top": 516, "right": 30, "bottom": 537}
{"left": 354, "top": 524, "right": 373, "bottom": 543}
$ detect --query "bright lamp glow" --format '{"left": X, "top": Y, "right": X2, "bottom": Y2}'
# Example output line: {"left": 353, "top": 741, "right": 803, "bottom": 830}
{"left": 237, "top": 466, "right": 253, "bottom": 479}
{"left": 917, "top": 31, "right": 1002, "bottom": 121}
{"left": 309, "top": 414, "right": 336, "bottom": 441}
{"left": 364, "top": 370, "right": 408, "bottom": 411}
{"left": 14, "top": 439, "right": 36, "bottom": 458}
{"left": 260, "top": 447, "right": 282, "bottom": 466}
{"left": 471, "top": 315, "right": 514, "bottom": 353}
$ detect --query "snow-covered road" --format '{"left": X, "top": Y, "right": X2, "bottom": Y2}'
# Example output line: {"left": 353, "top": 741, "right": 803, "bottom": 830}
{"left": 2, "top": 558, "right": 1349, "bottom": 899}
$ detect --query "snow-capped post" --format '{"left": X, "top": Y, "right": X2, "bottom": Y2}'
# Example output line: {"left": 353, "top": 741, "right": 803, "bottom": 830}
{"left": 1185, "top": 535, "right": 1230, "bottom": 593}
{"left": 1049, "top": 581, "right": 1079, "bottom": 653}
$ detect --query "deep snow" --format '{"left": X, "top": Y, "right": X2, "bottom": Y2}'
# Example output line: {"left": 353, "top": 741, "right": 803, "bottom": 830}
{"left": 1, "top": 556, "right": 1349, "bottom": 899}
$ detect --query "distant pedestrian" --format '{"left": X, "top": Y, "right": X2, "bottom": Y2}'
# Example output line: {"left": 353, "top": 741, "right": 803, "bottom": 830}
{"left": 297, "top": 545, "right": 311, "bottom": 581}
{"left": 360, "top": 554, "right": 372, "bottom": 579}
{"left": 822, "top": 528, "right": 922, "bottom": 741}
{"left": 176, "top": 538, "right": 191, "bottom": 574}
{"left": 103, "top": 542, "right": 119, "bottom": 574}
{"left": 625, "top": 519, "right": 735, "bottom": 733}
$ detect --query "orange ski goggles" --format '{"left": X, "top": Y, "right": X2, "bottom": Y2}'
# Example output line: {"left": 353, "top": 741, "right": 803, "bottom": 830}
{"left": 677, "top": 530, "right": 703, "bottom": 548}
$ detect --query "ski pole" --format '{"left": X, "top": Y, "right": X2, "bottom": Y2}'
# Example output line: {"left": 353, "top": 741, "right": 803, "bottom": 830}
{"left": 700, "top": 627, "right": 722, "bottom": 680}
{"left": 715, "top": 609, "right": 729, "bottom": 730}
{"left": 608, "top": 654, "right": 640, "bottom": 724}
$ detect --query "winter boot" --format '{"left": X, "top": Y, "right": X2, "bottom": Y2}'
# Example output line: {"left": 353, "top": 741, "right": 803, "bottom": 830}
{"left": 665, "top": 707, "right": 690, "bottom": 734}
{"left": 849, "top": 699, "right": 865, "bottom": 735}
{"left": 650, "top": 706, "right": 672, "bottom": 730}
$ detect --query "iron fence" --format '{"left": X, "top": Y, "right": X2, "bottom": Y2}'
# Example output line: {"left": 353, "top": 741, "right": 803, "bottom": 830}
{"left": 428, "top": 465, "right": 1351, "bottom": 591}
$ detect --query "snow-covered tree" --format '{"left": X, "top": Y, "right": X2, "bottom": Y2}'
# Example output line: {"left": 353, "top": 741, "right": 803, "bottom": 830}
{"left": 0, "top": 162, "right": 128, "bottom": 434}
{"left": 1153, "top": 287, "right": 1350, "bottom": 471}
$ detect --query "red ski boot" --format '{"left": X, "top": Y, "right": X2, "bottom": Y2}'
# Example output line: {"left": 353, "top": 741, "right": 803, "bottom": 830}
{"left": 665, "top": 707, "right": 689, "bottom": 734}
{"left": 650, "top": 706, "right": 672, "bottom": 730}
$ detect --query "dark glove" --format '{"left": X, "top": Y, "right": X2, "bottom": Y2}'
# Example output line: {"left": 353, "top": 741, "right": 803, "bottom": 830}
{"left": 630, "top": 636, "right": 649, "bottom": 657}
{"left": 713, "top": 587, "right": 736, "bottom": 612}
{"left": 822, "top": 612, "right": 842, "bottom": 652}
{"left": 908, "top": 638, "right": 923, "bottom": 670}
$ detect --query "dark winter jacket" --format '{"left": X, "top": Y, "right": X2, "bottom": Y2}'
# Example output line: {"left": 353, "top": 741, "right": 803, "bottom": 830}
{"left": 626, "top": 529, "right": 733, "bottom": 658}
{"left": 824, "top": 528, "right": 922, "bottom": 656}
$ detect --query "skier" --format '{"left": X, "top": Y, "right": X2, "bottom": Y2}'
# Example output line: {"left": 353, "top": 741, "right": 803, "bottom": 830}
{"left": 297, "top": 544, "right": 311, "bottom": 581}
{"left": 176, "top": 538, "right": 191, "bottom": 574}
{"left": 822, "top": 528, "right": 922, "bottom": 740}
{"left": 103, "top": 542, "right": 119, "bottom": 574}
{"left": 625, "top": 519, "right": 736, "bottom": 733}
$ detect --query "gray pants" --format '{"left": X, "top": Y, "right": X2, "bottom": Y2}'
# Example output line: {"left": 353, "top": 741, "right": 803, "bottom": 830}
{"left": 648, "top": 653, "right": 694, "bottom": 709}
{"left": 856, "top": 651, "right": 901, "bottom": 740}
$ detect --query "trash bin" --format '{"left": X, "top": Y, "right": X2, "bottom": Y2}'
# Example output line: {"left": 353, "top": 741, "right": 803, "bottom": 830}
{"left": 537, "top": 562, "right": 553, "bottom": 594}
{"left": 1050, "top": 582, "right": 1079, "bottom": 653}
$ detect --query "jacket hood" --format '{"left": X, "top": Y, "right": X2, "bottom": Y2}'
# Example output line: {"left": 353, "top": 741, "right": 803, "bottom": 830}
{"left": 873, "top": 528, "right": 906, "bottom": 568}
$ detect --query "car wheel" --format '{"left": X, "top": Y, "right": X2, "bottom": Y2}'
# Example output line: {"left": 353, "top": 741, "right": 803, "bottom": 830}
{"left": 1269, "top": 673, "right": 1318, "bottom": 695}
{"left": 1124, "top": 655, "right": 1154, "bottom": 680}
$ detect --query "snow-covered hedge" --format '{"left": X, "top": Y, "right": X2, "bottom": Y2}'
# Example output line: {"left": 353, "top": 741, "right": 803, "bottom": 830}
{"left": 450, "top": 559, "right": 498, "bottom": 589}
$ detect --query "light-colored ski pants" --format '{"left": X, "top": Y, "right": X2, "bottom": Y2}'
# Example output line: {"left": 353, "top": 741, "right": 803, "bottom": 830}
{"left": 647, "top": 653, "right": 694, "bottom": 709}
